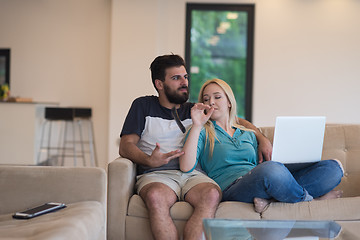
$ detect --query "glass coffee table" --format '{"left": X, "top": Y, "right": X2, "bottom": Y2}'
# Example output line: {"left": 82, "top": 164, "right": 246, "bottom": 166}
{"left": 203, "top": 219, "right": 348, "bottom": 240}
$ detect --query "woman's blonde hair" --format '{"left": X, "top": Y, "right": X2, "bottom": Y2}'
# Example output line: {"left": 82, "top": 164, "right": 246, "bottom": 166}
{"left": 198, "top": 79, "right": 253, "bottom": 157}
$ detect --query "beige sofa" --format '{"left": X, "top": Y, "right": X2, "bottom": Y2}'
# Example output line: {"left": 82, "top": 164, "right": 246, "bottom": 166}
{"left": 0, "top": 165, "right": 107, "bottom": 240}
{"left": 107, "top": 124, "right": 360, "bottom": 240}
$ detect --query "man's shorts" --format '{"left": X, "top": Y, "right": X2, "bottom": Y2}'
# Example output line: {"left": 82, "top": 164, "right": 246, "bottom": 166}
{"left": 135, "top": 169, "right": 219, "bottom": 200}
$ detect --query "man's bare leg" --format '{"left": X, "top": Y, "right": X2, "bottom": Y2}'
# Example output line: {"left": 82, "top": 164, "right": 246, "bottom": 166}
{"left": 140, "top": 183, "right": 178, "bottom": 240}
{"left": 183, "top": 183, "right": 221, "bottom": 240}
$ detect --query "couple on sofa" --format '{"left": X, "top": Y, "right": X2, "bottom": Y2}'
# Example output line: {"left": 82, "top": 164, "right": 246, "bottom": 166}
{"left": 119, "top": 54, "right": 343, "bottom": 240}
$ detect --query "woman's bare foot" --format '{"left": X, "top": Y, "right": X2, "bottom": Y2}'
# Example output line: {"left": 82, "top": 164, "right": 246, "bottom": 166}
{"left": 315, "top": 190, "right": 343, "bottom": 200}
{"left": 254, "top": 197, "right": 272, "bottom": 213}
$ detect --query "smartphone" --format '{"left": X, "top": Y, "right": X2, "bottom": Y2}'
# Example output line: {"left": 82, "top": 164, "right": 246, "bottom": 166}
{"left": 13, "top": 202, "right": 66, "bottom": 219}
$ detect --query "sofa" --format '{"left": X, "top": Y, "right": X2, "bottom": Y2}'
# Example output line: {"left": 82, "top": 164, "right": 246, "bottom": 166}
{"left": 107, "top": 124, "right": 360, "bottom": 240}
{"left": 0, "top": 165, "right": 107, "bottom": 240}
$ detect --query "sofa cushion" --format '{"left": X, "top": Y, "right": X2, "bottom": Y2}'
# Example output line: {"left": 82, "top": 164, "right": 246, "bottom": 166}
{"left": 215, "top": 201, "right": 261, "bottom": 219}
{"left": 0, "top": 201, "right": 105, "bottom": 240}
{"left": 261, "top": 197, "right": 360, "bottom": 221}
{"left": 336, "top": 220, "right": 360, "bottom": 239}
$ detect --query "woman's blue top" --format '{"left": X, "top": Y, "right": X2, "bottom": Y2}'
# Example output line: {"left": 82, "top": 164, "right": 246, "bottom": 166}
{"left": 186, "top": 121, "right": 258, "bottom": 191}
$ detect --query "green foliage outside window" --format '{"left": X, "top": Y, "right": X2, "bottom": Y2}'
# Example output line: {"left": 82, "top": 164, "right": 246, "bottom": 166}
{"left": 188, "top": 9, "right": 250, "bottom": 119}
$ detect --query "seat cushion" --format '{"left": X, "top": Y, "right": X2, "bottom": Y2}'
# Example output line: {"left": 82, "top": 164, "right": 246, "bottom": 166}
{"left": 0, "top": 201, "right": 105, "bottom": 240}
{"left": 215, "top": 201, "right": 261, "bottom": 219}
{"left": 261, "top": 197, "right": 360, "bottom": 221}
{"left": 336, "top": 220, "right": 360, "bottom": 238}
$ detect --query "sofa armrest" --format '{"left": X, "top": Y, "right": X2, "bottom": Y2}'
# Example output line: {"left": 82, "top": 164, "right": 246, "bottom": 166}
{"left": 107, "top": 157, "right": 136, "bottom": 240}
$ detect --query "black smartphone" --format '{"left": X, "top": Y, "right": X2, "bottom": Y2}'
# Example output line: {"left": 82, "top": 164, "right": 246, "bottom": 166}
{"left": 12, "top": 202, "right": 66, "bottom": 219}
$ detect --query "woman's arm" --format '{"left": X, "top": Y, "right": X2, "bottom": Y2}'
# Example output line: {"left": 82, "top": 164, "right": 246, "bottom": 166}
{"left": 179, "top": 103, "right": 214, "bottom": 172}
{"left": 179, "top": 125, "right": 203, "bottom": 172}
{"left": 237, "top": 118, "right": 272, "bottom": 163}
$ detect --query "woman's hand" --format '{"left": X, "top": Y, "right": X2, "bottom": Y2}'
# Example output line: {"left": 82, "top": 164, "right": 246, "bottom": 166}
{"left": 180, "top": 103, "right": 213, "bottom": 172}
{"left": 191, "top": 103, "right": 214, "bottom": 127}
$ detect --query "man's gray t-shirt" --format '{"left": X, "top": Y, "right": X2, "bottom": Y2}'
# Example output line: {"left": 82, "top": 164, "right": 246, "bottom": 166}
{"left": 120, "top": 95, "right": 198, "bottom": 175}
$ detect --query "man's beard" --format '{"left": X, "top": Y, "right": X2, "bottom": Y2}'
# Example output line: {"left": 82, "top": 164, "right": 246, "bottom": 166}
{"left": 164, "top": 84, "right": 189, "bottom": 104}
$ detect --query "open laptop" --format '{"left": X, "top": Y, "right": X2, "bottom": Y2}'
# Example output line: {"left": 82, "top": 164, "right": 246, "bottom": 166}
{"left": 271, "top": 116, "right": 326, "bottom": 171}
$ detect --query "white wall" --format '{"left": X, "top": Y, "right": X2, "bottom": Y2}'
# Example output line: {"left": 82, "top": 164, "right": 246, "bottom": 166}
{"left": 253, "top": 0, "right": 360, "bottom": 126}
{"left": 109, "top": 0, "right": 360, "bottom": 162}
{"left": 1, "top": 0, "right": 358, "bottom": 165}
{"left": 108, "top": 0, "right": 186, "bottom": 161}
{"left": 0, "top": 0, "right": 111, "bottom": 168}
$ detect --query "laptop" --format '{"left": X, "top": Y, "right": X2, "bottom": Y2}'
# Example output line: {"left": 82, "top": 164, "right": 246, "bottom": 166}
{"left": 271, "top": 116, "right": 326, "bottom": 171}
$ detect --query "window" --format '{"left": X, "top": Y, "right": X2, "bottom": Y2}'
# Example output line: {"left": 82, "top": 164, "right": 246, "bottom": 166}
{"left": 0, "top": 49, "right": 10, "bottom": 87}
{"left": 185, "top": 4, "right": 255, "bottom": 120}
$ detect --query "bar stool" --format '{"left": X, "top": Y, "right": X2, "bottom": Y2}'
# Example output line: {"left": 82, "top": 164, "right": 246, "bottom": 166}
{"left": 37, "top": 107, "right": 98, "bottom": 167}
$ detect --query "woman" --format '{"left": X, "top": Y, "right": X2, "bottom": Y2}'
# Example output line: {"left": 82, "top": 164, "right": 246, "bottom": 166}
{"left": 179, "top": 79, "right": 344, "bottom": 212}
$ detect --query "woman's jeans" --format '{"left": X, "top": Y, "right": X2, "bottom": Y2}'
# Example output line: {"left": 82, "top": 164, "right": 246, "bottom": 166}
{"left": 222, "top": 160, "right": 343, "bottom": 203}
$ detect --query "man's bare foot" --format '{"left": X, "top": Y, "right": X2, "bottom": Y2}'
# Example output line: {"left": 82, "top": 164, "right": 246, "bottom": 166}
{"left": 315, "top": 190, "right": 343, "bottom": 200}
{"left": 254, "top": 197, "right": 272, "bottom": 213}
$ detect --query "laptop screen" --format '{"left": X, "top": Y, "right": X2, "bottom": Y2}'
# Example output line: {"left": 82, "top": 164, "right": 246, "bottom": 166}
{"left": 271, "top": 116, "right": 326, "bottom": 164}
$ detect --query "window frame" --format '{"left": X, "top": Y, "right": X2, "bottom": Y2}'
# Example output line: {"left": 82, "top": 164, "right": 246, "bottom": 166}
{"left": 0, "top": 49, "right": 11, "bottom": 87}
{"left": 185, "top": 3, "right": 255, "bottom": 121}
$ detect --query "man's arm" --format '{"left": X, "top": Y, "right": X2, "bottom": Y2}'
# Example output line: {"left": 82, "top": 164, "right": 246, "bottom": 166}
{"left": 119, "top": 134, "right": 184, "bottom": 168}
{"left": 119, "top": 134, "right": 149, "bottom": 165}
{"left": 237, "top": 118, "right": 272, "bottom": 163}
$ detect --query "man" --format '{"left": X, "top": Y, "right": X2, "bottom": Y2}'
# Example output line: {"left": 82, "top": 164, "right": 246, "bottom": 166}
{"left": 119, "top": 54, "right": 272, "bottom": 240}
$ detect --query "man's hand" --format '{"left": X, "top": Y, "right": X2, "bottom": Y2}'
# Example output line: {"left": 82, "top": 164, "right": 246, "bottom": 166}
{"left": 119, "top": 134, "right": 184, "bottom": 168}
{"left": 148, "top": 143, "right": 185, "bottom": 168}
{"left": 257, "top": 135, "right": 273, "bottom": 163}
{"left": 191, "top": 103, "right": 214, "bottom": 127}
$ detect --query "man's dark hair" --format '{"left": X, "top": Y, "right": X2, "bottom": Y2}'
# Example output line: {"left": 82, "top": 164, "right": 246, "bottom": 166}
{"left": 150, "top": 54, "right": 186, "bottom": 91}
